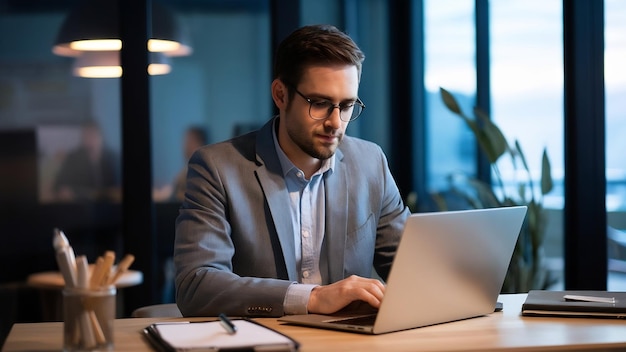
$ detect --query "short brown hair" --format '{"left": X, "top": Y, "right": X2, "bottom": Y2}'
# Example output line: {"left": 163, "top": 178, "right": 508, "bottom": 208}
{"left": 273, "top": 24, "right": 365, "bottom": 90}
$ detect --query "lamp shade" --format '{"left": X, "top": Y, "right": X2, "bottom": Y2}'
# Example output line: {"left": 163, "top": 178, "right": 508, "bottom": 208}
{"left": 53, "top": 0, "right": 192, "bottom": 57}
{"left": 73, "top": 51, "right": 172, "bottom": 78}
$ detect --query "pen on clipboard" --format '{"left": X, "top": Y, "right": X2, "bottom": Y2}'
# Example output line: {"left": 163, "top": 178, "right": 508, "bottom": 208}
{"left": 218, "top": 313, "right": 237, "bottom": 334}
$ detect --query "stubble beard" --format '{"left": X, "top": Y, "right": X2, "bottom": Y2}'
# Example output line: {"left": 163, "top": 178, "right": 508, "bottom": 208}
{"left": 288, "top": 124, "right": 343, "bottom": 160}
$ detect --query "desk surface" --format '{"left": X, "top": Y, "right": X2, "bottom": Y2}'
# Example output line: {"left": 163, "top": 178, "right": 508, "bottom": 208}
{"left": 4, "top": 294, "right": 626, "bottom": 351}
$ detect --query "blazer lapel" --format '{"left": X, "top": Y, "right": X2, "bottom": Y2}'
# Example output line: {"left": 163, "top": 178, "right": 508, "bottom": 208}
{"left": 256, "top": 168, "right": 298, "bottom": 281}
{"left": 255, "top": 118, "right": 298, "bottom": 281}
{"left": 324, "top": 149, "right": 347, "bottom": 283}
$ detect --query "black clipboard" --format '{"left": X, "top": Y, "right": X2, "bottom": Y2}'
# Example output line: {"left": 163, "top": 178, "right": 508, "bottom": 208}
{"left": 143, "top": 318, "right": 300, "bottom": 351}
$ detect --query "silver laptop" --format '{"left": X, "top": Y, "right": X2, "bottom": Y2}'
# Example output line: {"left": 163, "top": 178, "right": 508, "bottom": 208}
{"left": 279, "top": 205, "right": 527, "bottom": 334}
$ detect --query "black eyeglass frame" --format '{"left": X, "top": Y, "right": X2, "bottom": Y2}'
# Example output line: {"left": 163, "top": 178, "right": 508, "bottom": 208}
{"left": 291, "top": 87, "right": 365, "bottom": 122}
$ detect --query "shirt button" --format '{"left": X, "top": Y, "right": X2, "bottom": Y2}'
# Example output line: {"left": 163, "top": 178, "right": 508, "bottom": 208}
{"left": 297, "top": 172, "right": 303, "bottom": 178}
{"left": 302, "top": 271, "right": 309, "bottom": 278}
{"left": 302, "top": 230, "right": 310, "bottom": 238}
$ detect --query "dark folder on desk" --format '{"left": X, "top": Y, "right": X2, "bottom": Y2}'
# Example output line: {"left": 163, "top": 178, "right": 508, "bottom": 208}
{"left": 522, "top": 290, "right": 626, "bottom": 319}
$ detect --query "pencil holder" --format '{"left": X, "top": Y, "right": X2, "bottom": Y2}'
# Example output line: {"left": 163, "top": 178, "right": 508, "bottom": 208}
{"left": 62, "top": 286, "right": 116, "bottom": 351}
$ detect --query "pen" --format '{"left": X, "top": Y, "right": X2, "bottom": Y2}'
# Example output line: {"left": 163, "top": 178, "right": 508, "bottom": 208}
{"left": 563, "top": 294, "right": 616, "bottom": 304}
{"left": 218, "top": 313, "right": 237, "bottom": 334}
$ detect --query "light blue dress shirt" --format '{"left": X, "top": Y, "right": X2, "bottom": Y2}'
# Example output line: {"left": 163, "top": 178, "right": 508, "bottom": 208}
{"left": 272, "top": 121, "right": 334, "bottom": 314}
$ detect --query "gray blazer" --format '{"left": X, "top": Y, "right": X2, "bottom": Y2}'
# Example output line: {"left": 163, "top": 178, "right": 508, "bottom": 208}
{"left": 174, "top": 117, "right": 409, "bottom": 317}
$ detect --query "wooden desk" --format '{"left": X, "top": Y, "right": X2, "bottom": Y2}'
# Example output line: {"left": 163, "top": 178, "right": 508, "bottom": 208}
{"left": 3, "top": 294, "right": 626, "bottom": 351}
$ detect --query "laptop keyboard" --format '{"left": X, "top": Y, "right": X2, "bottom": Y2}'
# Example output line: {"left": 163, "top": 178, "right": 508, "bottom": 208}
{"left": 327, "top": 314, "right": 377, "bottom": 326}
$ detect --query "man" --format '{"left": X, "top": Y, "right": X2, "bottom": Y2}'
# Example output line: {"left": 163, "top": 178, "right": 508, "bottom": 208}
{"left": 153, "top": 126, "right": 209, "bottom": 202}
{"left": 53, "top": 120, "right": 120, "bottom": 202}
{"left": 171, "top": 126, "right": 208, "bottom": 201}
{"left": 174, "top": 24, "right": 409, "bottom": 317}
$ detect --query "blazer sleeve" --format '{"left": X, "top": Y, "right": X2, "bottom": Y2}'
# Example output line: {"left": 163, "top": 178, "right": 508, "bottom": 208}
{"left": 372, "top": 148, "right": 411, "bottom": 280}
{"left": 173, "top": 145, "right": 292, "bottom": 318}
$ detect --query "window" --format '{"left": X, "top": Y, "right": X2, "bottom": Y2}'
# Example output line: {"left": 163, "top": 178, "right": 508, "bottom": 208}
{"left": 490, "top": 0, "right": 563, "bottom": 287}
{"left": 424, "top": 0, "right": 476, "bottom": 193}
{"left": 605, "top": 0, "right": 626, "bottom": 290}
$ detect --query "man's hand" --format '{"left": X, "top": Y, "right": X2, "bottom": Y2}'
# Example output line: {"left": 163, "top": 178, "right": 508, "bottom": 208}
{"left": 307, "top": 275, "right": 385, "bottom": 314}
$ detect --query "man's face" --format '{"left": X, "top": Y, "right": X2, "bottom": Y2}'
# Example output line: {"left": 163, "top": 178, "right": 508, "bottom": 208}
{"left": 278, "top": 64, "right": 359, "bottom": 163}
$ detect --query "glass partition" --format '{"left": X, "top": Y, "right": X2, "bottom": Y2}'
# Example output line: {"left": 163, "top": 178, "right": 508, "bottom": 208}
{"left": 0, "top": 2, "right": 124, "bottom": 328}
{"left": 605, "top": 0, "right": 626, "bottom": 290}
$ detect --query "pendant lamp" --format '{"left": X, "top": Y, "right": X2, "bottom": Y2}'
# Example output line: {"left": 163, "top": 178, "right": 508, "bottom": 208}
{"left": 53, "top": 0, "right": 191, "bottom": 77}
{"left": 73, "top": 51, "right": 172, "bottom": 78}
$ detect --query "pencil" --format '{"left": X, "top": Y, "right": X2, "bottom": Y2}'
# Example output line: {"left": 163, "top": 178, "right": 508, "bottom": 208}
{"left": 108, "top": 254, "right": 135, "bottom": 286}
{"left": 75, "top": 255, "right": 90, "bottom": 289}
{"left": 99, "top": 251, "right": 116, "bottom": 288}
{"left": 89, "top": 256, "right": 105, "bottom": 289}
{"left": 75, "top": 255, "right": 97, "bottom": 348}
{"left": 55, "top": 250, "right": 77, "bottom": 288}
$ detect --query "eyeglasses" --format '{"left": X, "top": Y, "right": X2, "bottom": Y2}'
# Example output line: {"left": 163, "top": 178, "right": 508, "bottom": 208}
{"left": 292, "top": 87, "right": 365, "bottom": 122}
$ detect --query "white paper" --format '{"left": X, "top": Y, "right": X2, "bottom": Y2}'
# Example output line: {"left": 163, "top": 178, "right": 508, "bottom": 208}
{"left": 154, "top": 320, "right": 294, "bottom": 350}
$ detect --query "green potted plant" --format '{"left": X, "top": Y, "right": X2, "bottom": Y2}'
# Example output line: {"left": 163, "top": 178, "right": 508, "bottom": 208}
{"left": 436, "top": 87, "right": 555, "bottom": 293}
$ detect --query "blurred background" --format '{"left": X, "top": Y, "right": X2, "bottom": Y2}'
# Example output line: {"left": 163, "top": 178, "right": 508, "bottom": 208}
{"left": 0, "top": 0, "right": 624, "bottom": 344}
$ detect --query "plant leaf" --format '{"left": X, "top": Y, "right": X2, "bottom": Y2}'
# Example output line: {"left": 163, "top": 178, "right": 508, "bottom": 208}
{"left": 440, "top": 88, "right": 505, "bottom": 165}
{"left": 514, "top": 140, "right": 530, "bottom": 173}
{"left": 430, "top": 192, "right": 449, "bottom": 211}
{"left": 518, "top": 182, "right": 527, "bottom": 202}
{"left": 466, "top": 178, "right": 501, "bottom": 206}
{"left": 527, "top": 200, "right": 546, "bottom": 250}
{"left": 474, "top": 107, "right": 508, "bottom": 164}
{"left": 541, "top": 148, "right": 554, "bottom": 195}
{"left": 440, "top": 88, "right": 482, "bottom": 141}
{"left": 440, "top": 87, "right": 462, "bottom": 115}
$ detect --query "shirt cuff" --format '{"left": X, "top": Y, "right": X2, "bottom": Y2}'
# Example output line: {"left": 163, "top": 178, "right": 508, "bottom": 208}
{"left": 283, "top": 283, "right": 318, "bottom": 315}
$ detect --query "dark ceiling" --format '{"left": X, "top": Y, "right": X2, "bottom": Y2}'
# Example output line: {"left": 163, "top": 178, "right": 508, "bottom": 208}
{"left": 0, "top": 0, "right": 266, "bottom": 14}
